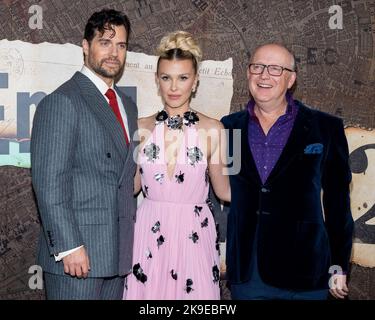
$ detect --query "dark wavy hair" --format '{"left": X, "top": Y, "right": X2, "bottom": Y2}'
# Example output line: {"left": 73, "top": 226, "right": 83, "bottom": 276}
{"left": 84, "top": 8, "right": 131, "bottom": 44}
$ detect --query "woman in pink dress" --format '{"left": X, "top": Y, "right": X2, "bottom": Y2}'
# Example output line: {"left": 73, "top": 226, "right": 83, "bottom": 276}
{"left": 124, "top": 31, "right": 230, "bottom": 300}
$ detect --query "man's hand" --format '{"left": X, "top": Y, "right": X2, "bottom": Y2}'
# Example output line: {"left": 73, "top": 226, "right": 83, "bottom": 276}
{"left": 329, "top": 274, "right": 349, "bottom": 299}
{"left": 62, "top": 246, "right": 90, "bottom": 278}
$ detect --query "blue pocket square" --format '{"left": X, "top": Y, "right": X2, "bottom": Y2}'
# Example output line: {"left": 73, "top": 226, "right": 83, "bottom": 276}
{"left": 304, "top": 143, "right": 323, "bottom": 154}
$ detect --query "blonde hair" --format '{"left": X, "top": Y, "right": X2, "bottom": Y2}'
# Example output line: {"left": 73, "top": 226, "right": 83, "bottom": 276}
{"left": 156, "top": 31, "right": 202, "bottom": 73}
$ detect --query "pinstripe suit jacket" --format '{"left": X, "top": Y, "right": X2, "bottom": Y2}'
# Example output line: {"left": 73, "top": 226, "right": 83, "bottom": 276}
{"left": 31, "top": 71, "right": 138, "bottom": 277}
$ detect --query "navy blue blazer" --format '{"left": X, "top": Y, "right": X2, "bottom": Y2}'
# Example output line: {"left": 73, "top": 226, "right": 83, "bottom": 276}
{"left": 221, "top": 100, "right": 353, "bottom": 290}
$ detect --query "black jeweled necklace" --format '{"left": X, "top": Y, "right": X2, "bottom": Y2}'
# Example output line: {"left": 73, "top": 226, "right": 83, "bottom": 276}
{"left": 155, "top": 109, "right": 199, "bottom": 130}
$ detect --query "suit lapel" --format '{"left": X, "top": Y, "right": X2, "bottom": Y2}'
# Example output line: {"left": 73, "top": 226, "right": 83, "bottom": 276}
{"left": 238, "top": 111, "right": 262, "bottom": 185}
{"left": 73, "top": 72, "right": 128, "bottom": 162}
{"left": 115, "top": 86, "right": 137, "bottom": 145}
{"left": 115, "top": 86, "right": 139, "bottom": 175}
{"left": 265, "top": 103, "right": 314, "bottom": 185}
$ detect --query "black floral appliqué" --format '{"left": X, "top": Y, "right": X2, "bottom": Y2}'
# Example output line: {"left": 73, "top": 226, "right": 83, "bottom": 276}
{"left": 144, "top": 143, "right": 160, "bottom": 162}
{"left": 151, "top": 221, "right": 160, "bottom": 233}
{"left": 170, "top": 269, "right": 178, "bottom": 280}
{"left": 205, "top": 168, "right": 209, "bottom": 185}
{"left": 194, "top": 205, "right": 203, "bottom": 217}
{"left": 212, "top": 265, "right": 220, "bottom": 284}
{"left": 156, "top": 110, "right": 199, "bottom": 129}
{"left": 155, "top": 110, "right": 168, "bottom": 123}
{"left": 185, "top": 278, "right": 194, "bottom": 293}
{"left": 157, "top": 235, "right": 165, "bottom": 248}
{"left": 189, "top": 231, "right": 199, "bottom": 243}
{"left": 183, "top": 111, "right": 199, "bottom": 127}
{"left": 201, "top": 217, "right": 208, "bottom": 228}
{"left": 206, "top": 198, "right": 214, "bottom": 214}
{"left": 143, "top": 185, "right": 149, "bottom": 196}
{"left": 133, "top": 263, "right": 147, "bottom": 283}
{"left": 166, "top": 115, "right": 183, "bottom": 130}
{"left": 186, "top": 146, "right": 203, "bottom": 166}
{"left": 145, "top": 248, "right": 152, "bottom": 259}
{"left": 175, "top": 171, "right": 185, "bottom": 184}
{"left": 215, "top": 223, "right": 220, "bottom": 254}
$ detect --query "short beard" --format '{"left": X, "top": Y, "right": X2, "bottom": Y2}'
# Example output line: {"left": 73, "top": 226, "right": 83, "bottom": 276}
{"left": 89, "top": 57, "right": 125, "bottom": 81}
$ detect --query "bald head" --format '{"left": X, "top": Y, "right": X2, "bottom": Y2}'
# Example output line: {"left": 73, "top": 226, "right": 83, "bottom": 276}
{"left": 247, "top": 43, "right": 297, "bottom": 109}
{"left": 251, "top": 44, "right": 295, "bottom": 71}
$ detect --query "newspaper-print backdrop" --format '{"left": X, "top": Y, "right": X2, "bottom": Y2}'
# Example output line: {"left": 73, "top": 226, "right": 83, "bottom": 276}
{"left": 0, "top": 39, "right": 233, "bottom": 167}
{"left": 347, "top": 128, "right": 375, "bottom": 268}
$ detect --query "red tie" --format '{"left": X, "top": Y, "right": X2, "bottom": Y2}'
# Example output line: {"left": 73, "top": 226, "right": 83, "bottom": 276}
{"left": 105, "top": 88, "right": 129, "bottom": 145}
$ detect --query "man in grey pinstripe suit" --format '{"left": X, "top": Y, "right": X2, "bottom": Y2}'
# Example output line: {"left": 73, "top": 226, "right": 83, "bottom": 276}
{"left": 31, "top": 9, "right": 138, "bottom": 300}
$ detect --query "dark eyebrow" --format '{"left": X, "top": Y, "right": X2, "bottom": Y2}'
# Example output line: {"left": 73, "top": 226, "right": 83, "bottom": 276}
{"left": 98, "top": 38, "right": 128, "bottom": 46}
{"left": 161, "top": 73, "right": 191, "bottom": 76}
{"left": 158, "top": 72, "right": 192, "bottom": 77}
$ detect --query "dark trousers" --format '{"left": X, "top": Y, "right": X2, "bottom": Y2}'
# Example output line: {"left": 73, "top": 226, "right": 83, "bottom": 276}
{"left": 44, "top": 272, "right": 125, "bottom": 300}
{"left": 230, "top": 225, "right": 328, "bottom": 300}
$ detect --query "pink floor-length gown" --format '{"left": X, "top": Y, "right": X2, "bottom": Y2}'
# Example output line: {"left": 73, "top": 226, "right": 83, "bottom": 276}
{"left": 124, "top": 120, "right": 220, "bottom": 300}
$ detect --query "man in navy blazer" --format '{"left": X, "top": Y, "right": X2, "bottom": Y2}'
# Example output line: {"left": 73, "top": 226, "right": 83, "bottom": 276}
{"left": 221, "top": 44, "right": 353, "bottom": 300}
{"left": 31, "top": 9, "right": 138, "bottom": 299}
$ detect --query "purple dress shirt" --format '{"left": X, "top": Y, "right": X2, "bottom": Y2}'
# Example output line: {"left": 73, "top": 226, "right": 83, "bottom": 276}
{"left": 247, "top": 93, "right": 298, "bottom": 184}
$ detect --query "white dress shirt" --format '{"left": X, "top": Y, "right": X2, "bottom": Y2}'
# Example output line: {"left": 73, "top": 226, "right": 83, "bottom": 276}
{"left": 81, "top": 65, "right": 130, "bottom": 136}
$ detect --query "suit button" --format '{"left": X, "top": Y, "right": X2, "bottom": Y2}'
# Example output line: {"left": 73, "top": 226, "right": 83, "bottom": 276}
{"left": 261, "top": 187, "right": 269, "bottom": 193}
{"left": 106, "top": 153, "right": 111, "bottom": 158}
{"left": 118, "top": 185, "right": 121, "bottom": 189}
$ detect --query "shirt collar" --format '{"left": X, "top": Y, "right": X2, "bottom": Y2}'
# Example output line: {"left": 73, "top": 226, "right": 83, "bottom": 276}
{"left": 247, "top": 91, "right": 297, "bottom": 120}
{"left": 80, "top": 65, "right": 114, "bottom": 96}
